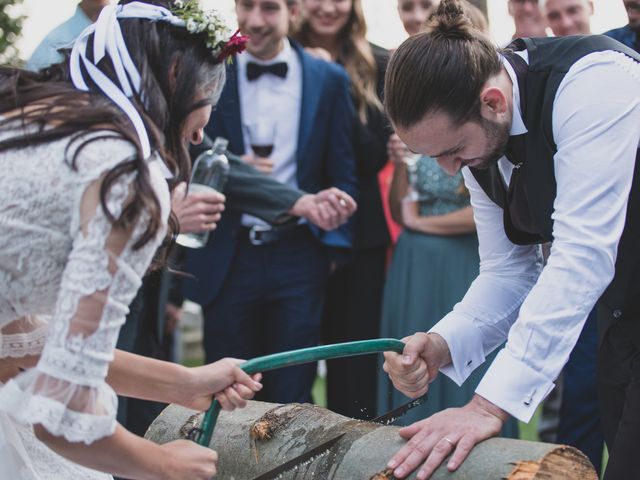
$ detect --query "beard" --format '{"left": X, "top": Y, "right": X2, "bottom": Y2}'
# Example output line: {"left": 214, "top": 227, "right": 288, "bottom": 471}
{"left": 468, "top": 117, "right": 511, "bottom": 170}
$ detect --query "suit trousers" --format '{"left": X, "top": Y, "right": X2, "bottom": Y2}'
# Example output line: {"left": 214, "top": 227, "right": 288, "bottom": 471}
{"left": 202, "top": 227, "right": 329, "bottom": 404}
{"left": 598, "top": 305, "right": 640, "bottom": 479}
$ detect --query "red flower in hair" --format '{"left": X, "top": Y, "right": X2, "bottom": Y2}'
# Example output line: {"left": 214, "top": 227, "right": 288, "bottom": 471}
{"left": 216, "top": 29, "right": 249, "bottom": 63}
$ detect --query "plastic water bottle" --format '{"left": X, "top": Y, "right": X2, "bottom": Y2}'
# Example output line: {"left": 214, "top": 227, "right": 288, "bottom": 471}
{"left": 176, "top": 137, "right": 230, "bottom": 248}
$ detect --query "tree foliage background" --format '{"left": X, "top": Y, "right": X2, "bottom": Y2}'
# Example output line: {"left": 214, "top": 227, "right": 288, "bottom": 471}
{"left": 0, "top": 0, "right": 24, "bottom": 65}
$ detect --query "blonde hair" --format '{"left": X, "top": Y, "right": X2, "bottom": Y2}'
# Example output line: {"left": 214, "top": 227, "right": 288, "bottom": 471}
{"left": 461, "top": 0, "right": 489, "bottom": 34}
{"left": 294, "top": 0, "right": 383, "bottom": 124}
{"left": 421, "top": 0, "right": 489, "bottom": 34}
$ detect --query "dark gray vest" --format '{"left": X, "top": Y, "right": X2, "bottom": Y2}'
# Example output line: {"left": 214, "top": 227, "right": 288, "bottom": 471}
{"left": 470, "top": 35, "right": 640, "bottom": 318}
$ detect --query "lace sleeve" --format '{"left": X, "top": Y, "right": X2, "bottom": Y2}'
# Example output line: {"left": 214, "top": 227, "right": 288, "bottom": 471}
{"left": 0, "top": 316, "right": 48, "bottom": 359}
{"left": 0, "top": 155, "right": 169, "bottom": 444}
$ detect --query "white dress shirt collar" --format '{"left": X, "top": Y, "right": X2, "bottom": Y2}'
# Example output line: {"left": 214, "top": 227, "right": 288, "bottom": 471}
{"left": 236, "top": 37, "right": 303, "bottom": 227}
{"left": 500, "top": 52, "right": 529, "bottom": 136}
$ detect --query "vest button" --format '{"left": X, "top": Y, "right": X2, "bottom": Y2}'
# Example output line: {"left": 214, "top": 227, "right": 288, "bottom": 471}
{"left": 613, "top": 309, "right": 623, "bottom": 319}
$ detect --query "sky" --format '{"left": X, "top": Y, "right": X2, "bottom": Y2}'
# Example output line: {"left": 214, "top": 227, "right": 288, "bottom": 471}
{"left": 13, "top": 0, "right": 629, "bottom": 61}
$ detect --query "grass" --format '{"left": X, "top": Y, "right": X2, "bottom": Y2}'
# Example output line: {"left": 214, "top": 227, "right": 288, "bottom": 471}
{"left": 312, "top": 374, "right": 327, "bottom": 408}
{"left": 518, "top": 406, "right": 541, "bottom": 442}
{"left": 182, "top": 357, "right": 205, "bottom": 368}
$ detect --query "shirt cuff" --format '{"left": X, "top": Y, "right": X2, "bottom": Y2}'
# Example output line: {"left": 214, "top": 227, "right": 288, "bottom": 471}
{"left": 429, "top": 313, "right": 486, "bottom": 386}
{"left": 475, "top": 348, "right": 555, "bottom": 423}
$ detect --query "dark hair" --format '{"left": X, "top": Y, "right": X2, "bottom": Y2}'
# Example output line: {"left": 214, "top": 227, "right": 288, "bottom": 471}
{"left": 0, "top": 0, "right": 225, "bottom": 252}
{"left": 293, "top": 0, "right": 382, "bottom": 124}
{"left": 384, "top": 0, "right": 500, "bottom": 130}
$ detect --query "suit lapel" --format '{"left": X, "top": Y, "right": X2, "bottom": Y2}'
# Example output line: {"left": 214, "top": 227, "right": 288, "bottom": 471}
{"left": 218, "top": 60, "right": 245, "bottom": 154}
{"left": 295, "top": 42, "right": 326, "bottom": 166}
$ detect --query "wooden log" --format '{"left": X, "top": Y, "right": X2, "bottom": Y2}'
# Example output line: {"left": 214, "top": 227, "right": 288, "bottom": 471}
{"left": 145, "top": 401, "right": 597, "bottom": 480}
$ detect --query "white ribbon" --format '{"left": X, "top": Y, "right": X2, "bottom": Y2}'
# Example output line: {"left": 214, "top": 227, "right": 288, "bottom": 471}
{"left": 70, "top": 2, "right": 188, "bottom": 179}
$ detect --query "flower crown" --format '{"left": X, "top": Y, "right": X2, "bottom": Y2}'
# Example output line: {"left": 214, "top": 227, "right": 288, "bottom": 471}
{"left": 171, "top": 0, "right": 248, "bottom": 63}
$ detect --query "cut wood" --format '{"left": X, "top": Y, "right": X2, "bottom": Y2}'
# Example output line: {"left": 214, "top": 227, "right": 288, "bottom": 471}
{"left": 145, "top": 401, "right": 597, "bottom": 480}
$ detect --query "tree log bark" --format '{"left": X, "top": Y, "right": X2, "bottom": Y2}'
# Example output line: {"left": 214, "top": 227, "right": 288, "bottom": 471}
{"left": 145, "top": 401, "right": 597, "bottom": 480}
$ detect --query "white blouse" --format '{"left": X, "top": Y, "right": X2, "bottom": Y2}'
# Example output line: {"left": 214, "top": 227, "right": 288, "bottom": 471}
{"left": 0, "top": 122, "right": 170, "bottom": 444}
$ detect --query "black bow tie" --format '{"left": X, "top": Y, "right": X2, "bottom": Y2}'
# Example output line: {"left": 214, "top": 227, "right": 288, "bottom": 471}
{"left": 246, "top": 61, "right": 288, "bottom": 81}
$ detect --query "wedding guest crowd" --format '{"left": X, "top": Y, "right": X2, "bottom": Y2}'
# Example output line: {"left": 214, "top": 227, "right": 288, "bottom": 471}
{"left": 182, "top": 0, "right": 357, "bottom": 406}
{"left": 292, "top": 0, "right": 391, "bottom": 420}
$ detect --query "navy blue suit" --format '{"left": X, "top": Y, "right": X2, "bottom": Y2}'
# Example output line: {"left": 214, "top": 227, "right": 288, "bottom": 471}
{"left": 183, "top": 41, "right": 357, "bottom": 403}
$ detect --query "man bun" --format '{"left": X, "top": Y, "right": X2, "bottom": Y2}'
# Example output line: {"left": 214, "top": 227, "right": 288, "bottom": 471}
{"left": 427, "top": 0, "right": 477, "bottom": 40}
{"left": 384, "top": 0, "right": 500, "bottom": 130}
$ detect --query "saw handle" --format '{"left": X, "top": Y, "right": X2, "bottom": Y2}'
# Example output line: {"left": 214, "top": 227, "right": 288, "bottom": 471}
{"left": 193, "top": 338, "right": 406, "bottom": 446}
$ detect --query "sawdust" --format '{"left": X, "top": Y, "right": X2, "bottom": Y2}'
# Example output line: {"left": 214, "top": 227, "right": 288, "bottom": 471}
{"left": 249, "top": 404, "right": 306, "bottom": 463}
{"left": 369, "top": 468, "right": 397, "bottom": 479}
{"left": 179, "top": 412, "right": 204, "bottom": 440}
{"left": 507, "top": 460, "right": 540, "bottom": 479}
{"left": 251, "top": 417, "right": 275, "bottom": 441}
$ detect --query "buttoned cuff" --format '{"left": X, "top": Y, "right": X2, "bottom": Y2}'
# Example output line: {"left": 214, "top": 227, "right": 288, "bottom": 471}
{"left": 429, "top": 313, "right": 486, "bottom": 386}
{"left": 475, "top": 348, "right": 555, "bottom": 423}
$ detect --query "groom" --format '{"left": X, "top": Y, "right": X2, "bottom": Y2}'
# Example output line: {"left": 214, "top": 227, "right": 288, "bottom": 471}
{"left": 183, "top": 0, "right": 357, "bottom": 404}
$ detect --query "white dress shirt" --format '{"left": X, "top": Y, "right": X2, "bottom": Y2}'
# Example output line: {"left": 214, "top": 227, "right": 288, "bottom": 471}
{"left": 236, "top": 39, "right": 302, "bottom": 227}
{"left": 430, "top": 50, "right": 640, "bottom": 422}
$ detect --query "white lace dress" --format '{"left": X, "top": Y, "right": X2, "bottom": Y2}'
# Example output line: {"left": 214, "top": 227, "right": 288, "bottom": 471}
{"left": 0, "top": 124, "right": 170, "bottom": 479}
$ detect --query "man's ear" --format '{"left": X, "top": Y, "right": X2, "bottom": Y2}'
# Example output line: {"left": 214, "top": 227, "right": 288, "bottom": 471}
{"left": 479, "top": 86, "right": 509, "bottom": 121}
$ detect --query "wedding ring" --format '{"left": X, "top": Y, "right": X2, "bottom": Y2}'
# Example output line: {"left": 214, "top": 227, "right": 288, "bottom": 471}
{"left": 444, "top": 437, "right": 455, "bottom": 447}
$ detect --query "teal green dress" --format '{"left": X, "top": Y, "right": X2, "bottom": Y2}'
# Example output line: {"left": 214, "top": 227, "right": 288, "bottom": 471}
{"left": 377, "top": 156, "right": 517, "bottom": 437}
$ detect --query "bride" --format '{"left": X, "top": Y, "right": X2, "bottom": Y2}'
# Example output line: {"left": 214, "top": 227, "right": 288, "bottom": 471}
{"left": 0, "top": 1, "right": 262, "bottom": 478}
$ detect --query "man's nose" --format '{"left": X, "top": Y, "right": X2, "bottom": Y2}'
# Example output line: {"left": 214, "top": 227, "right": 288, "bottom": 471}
{"left": 436, "top": 157, "right": 460, "bottom": 175}
{"left": 414, "top": 11, "right": 428, "bottom": 24}
{"left": 245, "top": 7, "right": 265, "bottom": 29}
{"left": 560, "top": 14, "right": 574, "bottom": 31}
